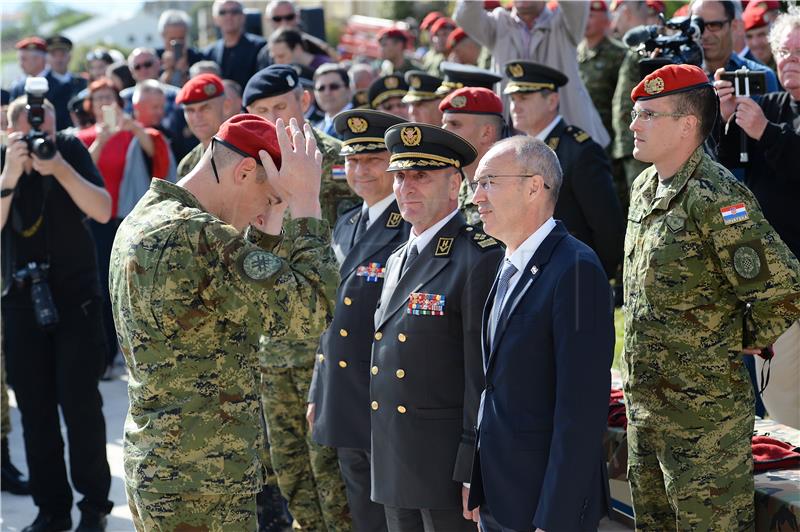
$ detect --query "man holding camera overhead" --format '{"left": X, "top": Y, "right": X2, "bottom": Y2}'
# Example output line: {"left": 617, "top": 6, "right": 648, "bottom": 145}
{"left": 0, "top": 83, "right": 113, "bottom": 531}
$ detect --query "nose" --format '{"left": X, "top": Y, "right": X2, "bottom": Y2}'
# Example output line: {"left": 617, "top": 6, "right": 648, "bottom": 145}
{"left": 471, "top": 182, "right": 485, "bottom": 205}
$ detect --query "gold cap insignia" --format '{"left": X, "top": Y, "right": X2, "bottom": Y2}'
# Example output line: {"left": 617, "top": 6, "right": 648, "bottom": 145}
{"left": 385, "top": 76, "right": 399, "bottom": 89}
{"left": 203, "top": 83, "right": 217, "bottom": 96}
{"left": 400, "top": 126, "right": 422, "bottom": 147}
{"left": 410, "top": 76, "right": 422, "bottom": 89}
{"left": 347, "top": 117, "right": 369, "bottom": 134}
{"left": 450, "top": 95, "right": 467, "bottom": 108}
{"left": 508, "top": 63, "right": 524, "bottom": 78}
{"left": 644, "top": 77, "right": 664, "bottom": 95}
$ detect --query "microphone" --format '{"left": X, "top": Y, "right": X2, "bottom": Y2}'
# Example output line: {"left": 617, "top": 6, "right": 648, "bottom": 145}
{"left": 623, "top": 25, "right": 658, "bottom": 48}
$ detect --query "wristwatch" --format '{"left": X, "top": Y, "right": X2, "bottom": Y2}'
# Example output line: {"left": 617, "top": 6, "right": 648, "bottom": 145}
{"left": 0, "top": 188, "right": 15, "bottom": 198}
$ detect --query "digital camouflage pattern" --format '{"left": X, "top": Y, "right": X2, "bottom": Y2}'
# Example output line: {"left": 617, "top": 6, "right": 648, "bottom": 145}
{"left": 611, "top": 51, "right": 649, "bottom": 186}
{"left": 126, "top": 485, "right": 257, "bottom": 532}
{"left": 578, "top": 36, "right": 626, "bottom": 144}
{"left": 177, "top": 142, "right": 205, "bottom": 179}
{"left": 623, "top": 147, "right": 800, "bottom": 529}
{"left": 314, "top": 127, "right": 361, "bottom": 228}
{"left": 458, "top": 179, "right": 481, "bottom": 226}
{"left": 109, "top": 179, "right": 337, "bottom": 495}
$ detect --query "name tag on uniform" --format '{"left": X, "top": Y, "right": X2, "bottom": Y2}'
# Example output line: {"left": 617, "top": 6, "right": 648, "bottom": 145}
{"left": 357, "top": 262, "right": 384, "bottom": 282}
{"left": 407, "top": 292, "right": 445, "bottom": 316}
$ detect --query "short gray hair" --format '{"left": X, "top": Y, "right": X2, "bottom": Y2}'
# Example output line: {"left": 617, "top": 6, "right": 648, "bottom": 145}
{"left": 266, "top": 0, "right": 296, "bottom": 17}
{"left": 189, "top": 60, "right": 222, "bottom": 78}
{"left": 127, "top": 47, "right": 157, "bottom": 68}
{"left": 132, "top": 80, "right": 165, "bottom": 104}
{"left": 158, "top": 9, "right": 192, "bottom": 34}
{"left": 769, "top": 8, "right": 800, "bottom": 55}
{"left": 212, "top": 0, "right": 243, "bottom": 17}
{"left": 487, "top": 135, "right": 563, "bottom": 202}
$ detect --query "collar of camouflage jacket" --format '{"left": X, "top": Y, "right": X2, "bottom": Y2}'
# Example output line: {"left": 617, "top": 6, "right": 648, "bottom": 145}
{"left": 646, "top": 145, "right": 704, "bottom": 216}
{"left": 150, "top": 178, "right": 205, "bottom": 211}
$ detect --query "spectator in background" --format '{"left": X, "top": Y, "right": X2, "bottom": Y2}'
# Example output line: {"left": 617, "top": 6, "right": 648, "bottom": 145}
{"left": 85, "top": 49, "right": 114, "bottom": 82}
{"left": 258, "top": 0, "right": 339, "bottom": 70}
{"left": 189, "top": 60, "right": 223, "bottom": 78}
{"left": 176, "top": 74, "right": 227, "bottom": 178}
{"left": 419, "top": 11, "right": 446, "bottom": 74}
{"left": 743, "top": 0, "right": 782, "bottom": 72}
{"left": 222, "top": 78, "right": 243, "bottom": 118}
{"left": 692, "top": 0, "right": 778, "bottom": 91}
{"left": 203, "top": 0, "right": 266, "bottom": 90}
{"left": 132, "top": 80, "right": 167, "bottom": 129}
{"left": 447, "top": 28, "right": 482, "bottom": 66}
{"left": 715, "top": 10, "right": 800, "bottom": 428}
{"left": 426, "top": 16, "right": 456, "bottom": 74}
{"left": 157, "top": 9, "right": 203, "bottom": 88}
{"left": 455, "top": 0, "right": 611, "bottom": 148}
{"left": 46, "top": 36, "right": 87, "bottom": 100}
{"left": 367, "top": 74, "right": 410, "bottom": 118}
{"left": 106, "top": 61, "right": 136, "bottom": 93}
{"left": 313, "top": 64, "right": 353, "bottom": 138}
{"left": 268, "top": 28, "right": 332, "bottom": 72}
{"left": 10, "top": 37, "right": 72, "bottom": 131}
{"left": 65, "top": 93, "right": 95, "bottom": 134}
{"left": 402, "top": 70, "right": 444, "bottom": 125}
{"left": 378, "top": 27, "right": 421, "bottom": 76}
{"left": 349, "top": 62, "right": 377, "bottom": 107}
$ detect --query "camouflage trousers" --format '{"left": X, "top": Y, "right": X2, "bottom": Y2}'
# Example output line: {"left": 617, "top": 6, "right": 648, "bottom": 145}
{"left": 627, "top": 421, "right": 755, "bottom": 531}
{"left": 261, "top": 364, "right": 351, "bottom": 531}
{"left": 126, "top": 486, "right": 258, "bottom": 532}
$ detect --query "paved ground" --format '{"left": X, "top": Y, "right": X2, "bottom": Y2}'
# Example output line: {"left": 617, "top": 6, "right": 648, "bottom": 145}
{"left": 1, "top": 370, "right": 632, "bottom": 531}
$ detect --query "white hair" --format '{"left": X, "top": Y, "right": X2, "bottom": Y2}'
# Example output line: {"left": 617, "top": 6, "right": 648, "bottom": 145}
{"left": 769, "top": 7, "right": 800, "bottom": 55}
{"left": 132, "top": 80, "right": 165, "bottom": 104}
{"left": 158, "top": 10, "right": 192, "bottom": 34}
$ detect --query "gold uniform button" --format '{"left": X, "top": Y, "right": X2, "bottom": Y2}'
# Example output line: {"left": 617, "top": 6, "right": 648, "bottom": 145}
{"left": 371, "top": 366, "right": 379, "bottom": 375}
{"left": 374, "top": 331, "right": 383, "bottom": 341}
{"left": 339, "top": 329, "right": 348, "bottom": 337}
{"left": 397, "top": 405, "right": 407, "bottom": 414}
{"left": 339, "top": 360, "right": 347, "bottom": 368}
{"left": 343, "top": 297, "right": 352, "bottom": 306}
{"left": 371, "top": 401, "right": 379, "bottom": 410}
{"left": 317, "top": 354, "right": 325, "bottom": 362}
{"left": 398, "top": 333, "right": 407, "bottom": 342}
{"left": 396, "top": 369, "right": 405, "bottom": 379}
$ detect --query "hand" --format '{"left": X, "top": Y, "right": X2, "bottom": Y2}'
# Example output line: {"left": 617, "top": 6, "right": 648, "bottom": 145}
{"left": 1, "top": 133, "right": 31, "bottom": 183}
{"left": 306, "top": 402, "right": 316, "bottom": 432}
{"left": 95, "top": 123, "right": 114, "bottom": 145}
{"left": 259, "top": 118, "right": 323, "bottom": 219}
{"left": 119, "top": 113, "right": 138, "bottom": 133}
{"left": 713, "top": 68, "right": 737, "bottom": 123}
{"left": 462, "top": 486, "right": 480, "bottom": 523}
{"left": 31, "top": 149, "right": 67, "bottom": 178}
{"left": 734, "top": 97, "right": 768, "bottom": 141}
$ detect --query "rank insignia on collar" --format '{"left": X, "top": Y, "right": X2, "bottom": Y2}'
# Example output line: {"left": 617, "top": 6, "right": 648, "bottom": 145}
{"left": 386, "top": 212, "right": 403, "bottom": 228}
{"left": 356, "top": 262, "right": 385, "bottom": 282}
{"left": 349, "top": 212, "right": 359, "bottom": 224}
{"left": 435, "top": 237, "right": 454, "bottom": 256}
{"left": 547, "top": 137, "right": 559, "bottom": 150}
{"left": 407, "top": 292, "right": 445, "bottom": 315}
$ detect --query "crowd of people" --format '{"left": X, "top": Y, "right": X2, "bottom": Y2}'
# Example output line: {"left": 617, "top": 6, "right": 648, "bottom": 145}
{"left": 1, "top": 0, "right": 800, "bottom": 531}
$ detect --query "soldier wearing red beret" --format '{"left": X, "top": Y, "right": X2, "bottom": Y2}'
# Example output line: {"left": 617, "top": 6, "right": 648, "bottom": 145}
{"left": 176, "top": 74, "right": 227, "bottom": 177}
{"left": 447, "top": 28, "right": 483, "bottom": 67}
{"left": 10, "top": 37, "right": 73, "bottom": 130}
{"left": 743, "top": 0, "right": 782, "bottom": 70}
{"left": 378, "top": 27, "right": 421, "bottom": 76}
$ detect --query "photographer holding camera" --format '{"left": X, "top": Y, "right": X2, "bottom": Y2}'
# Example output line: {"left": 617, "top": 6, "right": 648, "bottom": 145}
{"left": 0, "top": 78, "right": 113, "bottom": 532}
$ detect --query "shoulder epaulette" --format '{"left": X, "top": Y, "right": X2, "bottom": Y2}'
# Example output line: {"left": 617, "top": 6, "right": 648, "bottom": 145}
{"left": 463, "top": 225, "right": 501, "bottom": 250}
{"left": 566, "top": 125, "right": 590, "bottom": 144}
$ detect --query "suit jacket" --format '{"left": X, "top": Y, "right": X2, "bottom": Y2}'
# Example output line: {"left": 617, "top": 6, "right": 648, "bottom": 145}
{"left": 546, "top": 118, "right": 624, "bottom": 278}
{"left": 467, "top": 222, "right": 614, "bottom": 531}
{"left": 11, "top": 70, "right": 73, "bottom": 131}
{"left": 370, "top": 213, "right": 503, "bottom": 509}
{"left": 309, "top": 201, "right": 409, "bottom": 450}
{"left": 203, "top": 32, "right": 267, "bottom": 90}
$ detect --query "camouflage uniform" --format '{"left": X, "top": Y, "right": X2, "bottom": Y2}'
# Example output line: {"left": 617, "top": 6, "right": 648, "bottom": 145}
{"left": 612, "top": 51, "right": 649, "bottom": 190}
{"left": 381, "top": 57, "right": 423, "bottom": 77}
{"left": 256, "top": 127, "right": 356, "bottom": 530}
{"left": 422, "top": 50, "right": 445, "bottom": 76}
{"left": 109, "top": 179, "right": 338, "bottom": 529}
{"left": 623, "top": 147, "right": 800, "bottom": 530}
{"left": 177, "top": 142, "right": 205, "bottom": 178}
{"left": 458, "top": 179, "right": 481, "bottom": 226}
{"left": 578, "top": 36, "right": 626, "bottom": 145}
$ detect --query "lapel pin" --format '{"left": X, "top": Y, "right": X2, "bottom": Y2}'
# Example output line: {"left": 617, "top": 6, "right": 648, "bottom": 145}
{"left": 530, "top": 265, "right": 539, "bottom": 275}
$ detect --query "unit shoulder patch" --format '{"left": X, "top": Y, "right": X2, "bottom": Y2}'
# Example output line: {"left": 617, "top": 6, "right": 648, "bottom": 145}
{"left": 466, "top": 227, "right": 500, "bottom": 250}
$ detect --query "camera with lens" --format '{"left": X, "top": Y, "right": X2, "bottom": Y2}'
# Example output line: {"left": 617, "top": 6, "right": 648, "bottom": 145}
{"left": 24, "top": 77, "right": 57, "bottom": 160}
{"left": 623, "top": 15, "right": 706, "bottom": 78}
{"left": 13, "top": 261, "right": 60, "bottom": 330}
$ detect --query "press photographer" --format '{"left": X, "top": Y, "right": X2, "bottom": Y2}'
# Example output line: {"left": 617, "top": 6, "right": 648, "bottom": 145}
{"left": 0, "top": 78, "right": 114, "bottom": 531}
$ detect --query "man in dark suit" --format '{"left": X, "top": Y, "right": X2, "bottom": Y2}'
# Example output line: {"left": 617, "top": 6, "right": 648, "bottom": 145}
{"left": 45, "top": 36, "right": 87, "bottom": 102}
{"left": 371, "top": 123, "right": 503, "bottom": 532}
{"left": 10, "top": 37, "right": 72, "bottom": 131}
{"left": 307, "top": 109, "right": 409, "bottom": 532}
{"left": 203, "top": 0, "right": 267, "bottom": 90}
{"left": 466, "top": 135, "right": 614, "bottom": 532}
{"left": 504, "top": 60, "right": 624, "bottom": 279}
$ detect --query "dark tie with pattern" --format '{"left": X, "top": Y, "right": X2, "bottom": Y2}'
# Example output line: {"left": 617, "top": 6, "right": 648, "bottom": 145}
{"left": 490, "top": 260, "right": 518, "bottom": 342}
{"left": 354, "top": 209, "right": 369, "bottom": 243}
{"left": 401, "top": 244, "right": 419, "bottom": 277}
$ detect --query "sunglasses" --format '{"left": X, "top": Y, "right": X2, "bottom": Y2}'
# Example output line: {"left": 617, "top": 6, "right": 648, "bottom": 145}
{"left": 272, "top": 13, "right": 296, "bottom": 23}
{"left": 133, "top": 60, "right": 154, "bottom": 71}
{"left": 218, "top": 8, "right": 243, "bottom": 16}
{"left": 315, "top": 83, "right": 343, "bottom": 92}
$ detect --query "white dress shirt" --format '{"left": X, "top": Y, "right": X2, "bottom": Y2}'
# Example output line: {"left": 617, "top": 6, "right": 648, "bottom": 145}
{"left": 362, "top": 193, "right": 395, "bottom": 230}
{"left": 406, "top": 209, "right": 460, "bottom": 254}
{"left": 533, "top": 115, "right": 562, "bottom": 142}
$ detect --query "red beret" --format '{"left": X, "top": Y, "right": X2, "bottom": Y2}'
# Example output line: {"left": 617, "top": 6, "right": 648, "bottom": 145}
{"left": 484, "top": 0, "right": 502, "bottom": 10}
{"left": 645, "top": 0, "right": 665, "bottom": 13}
{"left": 743, "top": 1, "right": 780, "bottom": 31}
{"left": 214, "top": 114, "right": 282, "bottom": 169}
{"left": 439, "top": 87, "right": 503, "bottom": 116}
{"left": 446, "top": 28, "right": 469, "bottom": 51}
{"left": 631, "top": 64, "right": 711, "bottom": 102}
{"left": 430, "top": 17, "right": 457, "bottom": 35}
{"left": 672, "top": 3, "right": 690, "bottom": 17}
{"left": 16, "top": 37, "right": 47, "bottom": 52}
{"left": 378, "top": 27, "right": 408, "bottom": 42}
{"left": 177, "top": 73, "right": 225, "bottom": 105}
{"left": 590, "top": 1, "right": 608, "bottom": 12}
{"left": 420, "top": 11, "right": 444, "bottom": 31}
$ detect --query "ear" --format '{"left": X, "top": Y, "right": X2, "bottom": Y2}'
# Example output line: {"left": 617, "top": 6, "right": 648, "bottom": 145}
{"left": 301, "top": 89, "right": 311, "bottom": 113}
{"left": 548, "top": 92, "right": 560, "bottom": 113}
{"left": 232, "top": 157, "right": 258, "bottom": 185}
{"left": 682, "top": 114, "right": 699, "bottom": 139}
{"left": 449, "top": 170, "right": 462, "bottom": 200}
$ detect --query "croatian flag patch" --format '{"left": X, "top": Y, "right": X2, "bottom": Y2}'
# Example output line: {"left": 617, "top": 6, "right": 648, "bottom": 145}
{"left": 720, "top": 203, "right": 749, "bottom": 225}
{"left": 332, "top": 165, "right": 346, "bottom": 180}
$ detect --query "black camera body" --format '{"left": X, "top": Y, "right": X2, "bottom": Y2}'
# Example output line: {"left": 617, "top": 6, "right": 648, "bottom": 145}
{"left": 623, "top": 15, "right": 706, "bottom": 78}
{"left": 24, "top": 77, "right": 56, "bottom": 160}
{"left": 13, "top": 261, "right": 60, "bottom": 330}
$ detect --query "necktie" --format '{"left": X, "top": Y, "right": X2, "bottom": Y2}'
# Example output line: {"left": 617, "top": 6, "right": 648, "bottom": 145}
{"left": 354, "top": 209, "right": 369, "bottom": 243}
{"left": 490, "top": 260, "right": 518, "bottom": 342}
{"left": 401, "top": 244, "right": 419, "bottom": 277}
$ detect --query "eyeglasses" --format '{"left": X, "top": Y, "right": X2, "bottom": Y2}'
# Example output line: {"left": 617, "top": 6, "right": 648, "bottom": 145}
{"left": 133, "top": 60, "right": 155, "bottom": 71}
{"left": 272, "top": 13, "right": 296, "bottom": 23}
{"left": 315, "top": 83, "right": 343, "bottom": 92}
{"left": 775, "top": 47, "right": 800, "bottom": 60}
{"left": 468, "top": 174, "right": 550, "bottom": 193}
{"left": 218, "top": 8, "right": 243, "bottom": 16}
{"left": 210, "top": 136, "right": 263, "bottom": 184}
{"left": 701, "top": 18, "right": 731, "bottom": 32}
{"left": 630, "top": 109, "right": 687, "bottom": 122}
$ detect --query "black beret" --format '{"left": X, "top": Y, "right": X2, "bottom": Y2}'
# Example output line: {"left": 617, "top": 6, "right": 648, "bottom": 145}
{"left": 244, "top": 65, "right": 300, "bottom": 107}
{"left": 503, "top": 60, "right": 568, "bottom": 95}
{"left": 46, "top": 35, "right": 73, "bottom": 51}
{"left": 436, "top": 61, "right": 502, "bottom": 96}
{"left": 367, "top": 74, "right": 409, "bottom": 109}
{"left": 334, "top": 109, "right": 405, "bottom": 156}
{"left": 402, "top": 70, "right": 444, "bottom": 103}
{"left": 385, "top": 122, "right": 477, "bottom": 172}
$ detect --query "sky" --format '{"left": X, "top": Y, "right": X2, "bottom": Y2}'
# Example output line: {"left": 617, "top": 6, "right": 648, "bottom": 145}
{"left": 2, "top": 0, "right": 144, "bottom": 17}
